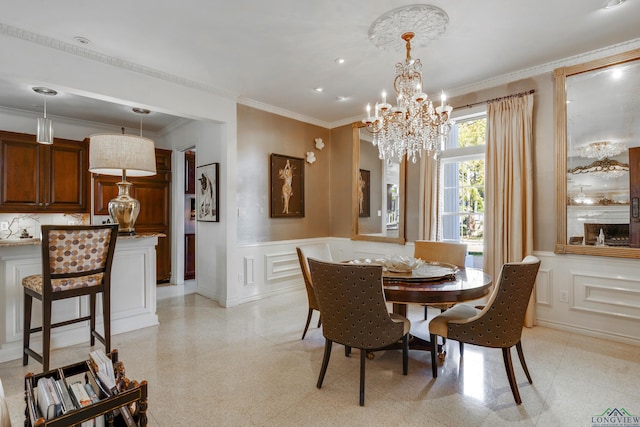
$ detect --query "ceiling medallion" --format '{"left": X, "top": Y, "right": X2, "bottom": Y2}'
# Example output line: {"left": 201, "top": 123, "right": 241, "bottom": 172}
{"left": 368, "top": 4, "right": 449, "bottom": 52}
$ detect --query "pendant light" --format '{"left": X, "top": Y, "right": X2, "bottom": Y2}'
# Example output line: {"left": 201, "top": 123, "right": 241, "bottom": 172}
{"left": 32, "top": 87, "right": 57, "bottom": 145}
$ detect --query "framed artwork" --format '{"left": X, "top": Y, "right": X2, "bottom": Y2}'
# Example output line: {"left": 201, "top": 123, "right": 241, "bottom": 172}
{"left": 358, "top": 169, "right": 370, "bottom": 217}
{"left": 196, "top": 162, "right": 220, "bottom": 222}
{"left": 270, "top": 154, "right": 304, "bottom": 218}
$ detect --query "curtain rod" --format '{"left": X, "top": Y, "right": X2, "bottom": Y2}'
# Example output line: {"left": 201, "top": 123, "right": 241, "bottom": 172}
{"left": 454, "top": 89, "right": 535, "bottom": 111}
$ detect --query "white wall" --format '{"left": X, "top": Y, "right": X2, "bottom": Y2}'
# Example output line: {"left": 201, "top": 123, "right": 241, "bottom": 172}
{"left": 161, "top": 119, "right": 235, "bottom": 304}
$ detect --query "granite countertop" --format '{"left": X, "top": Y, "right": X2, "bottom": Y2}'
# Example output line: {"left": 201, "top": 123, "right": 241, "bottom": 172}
{"left": 0, "top": 232, "right": 164, "bottom": 247}
{"left": 0, "top": 238, "right": 40, "bottom": 247}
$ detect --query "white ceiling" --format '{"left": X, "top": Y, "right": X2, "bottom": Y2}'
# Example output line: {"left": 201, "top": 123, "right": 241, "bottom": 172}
{"left": 1, "top": 0, "right": 639, "bottom": 131}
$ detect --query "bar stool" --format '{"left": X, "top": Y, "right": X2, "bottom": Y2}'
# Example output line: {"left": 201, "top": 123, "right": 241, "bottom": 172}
{"left": 22, "top": 224, "right": 118, "bottom": 372}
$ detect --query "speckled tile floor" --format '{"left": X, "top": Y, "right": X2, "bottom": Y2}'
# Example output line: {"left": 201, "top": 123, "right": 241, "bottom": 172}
{"left": 2, "top": 284, "right": 639, "bottom": 426}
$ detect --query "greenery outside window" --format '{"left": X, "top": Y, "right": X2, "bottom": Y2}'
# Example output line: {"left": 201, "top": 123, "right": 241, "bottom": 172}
{"left": 440, "top": 112, "right": 486, "bottom": 267}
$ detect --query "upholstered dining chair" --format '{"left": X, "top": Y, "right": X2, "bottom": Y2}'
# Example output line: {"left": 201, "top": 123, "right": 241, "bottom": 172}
{"left": 414, "top": 240, "right": 468, "bottom": 320}
{"left": 22, "top": 224, "right": 118, "bottom": 372}
{"left": 308, "top": 258, "right": 410, "bottom": 406}
{"left": 296, "top": 243, "right": 333, "bottom": 339}
{"left": 428, "top": 255, "right": 541, "bottom": 404}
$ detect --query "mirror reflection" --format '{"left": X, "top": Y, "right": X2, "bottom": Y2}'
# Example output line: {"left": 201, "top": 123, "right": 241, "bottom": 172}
{"left": 562, "top": 54, "right": 640, "bottom": 252}
{"left": 352, "top": 124, "right": 405, "bottom": 243}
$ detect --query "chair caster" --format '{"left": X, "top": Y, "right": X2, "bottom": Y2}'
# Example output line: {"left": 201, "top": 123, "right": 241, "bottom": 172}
{"left": 366, "top": 351, "right": 375, "bottom": 360}
{"left": 438, "top": 351, "right": 446, "bottom": 361}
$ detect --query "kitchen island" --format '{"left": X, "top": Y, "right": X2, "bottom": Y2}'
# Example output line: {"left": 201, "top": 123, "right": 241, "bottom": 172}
{"left": 0, "top": 233, "right": 160, "bottom": 363}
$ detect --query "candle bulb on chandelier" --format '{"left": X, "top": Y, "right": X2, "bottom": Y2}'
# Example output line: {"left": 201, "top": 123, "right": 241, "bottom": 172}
{"left": 382, "top": 91, "right": 387, "bottom": 104}
{"left": 441, "top": 91, "right": 446, "bottom": 109}
{"left": 366, "top": 103, "right": 371, "bottom": 120}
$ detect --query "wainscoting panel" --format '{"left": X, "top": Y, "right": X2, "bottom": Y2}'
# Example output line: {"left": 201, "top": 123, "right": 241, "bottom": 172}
{"left": 244, "top": 256, "right": 255, "bottom": 286}
{"left": 572, "top": 273, "right": 640, "bottom": 320}
{"left": 535, "top": 251, "right": 640, "bottom": 346}
{"left": 535, "top": 268, "right": 552, "bottom": 307}
{"left": 265, "top": 252, "right": 300, "bottom": 282}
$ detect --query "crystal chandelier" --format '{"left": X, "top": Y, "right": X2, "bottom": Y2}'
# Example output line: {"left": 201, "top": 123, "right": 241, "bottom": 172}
{"left": 362, "top": 32, "right": 452, "bottom": 163}
{"left": 577, "top": 141, "right": 626, "bottom": 159}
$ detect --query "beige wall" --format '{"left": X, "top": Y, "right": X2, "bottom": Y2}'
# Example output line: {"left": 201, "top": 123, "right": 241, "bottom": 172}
{"left": 239, "top": 71, "right": 557, "bottom": 253}
{"left": 329, "top": 124, "right": 352, "bottom": 238}
{"left": 236, "top": 104, "right": 331, "bottom": 244}
{"left": 326, "top": 73, "right": 557, "bottom": 251}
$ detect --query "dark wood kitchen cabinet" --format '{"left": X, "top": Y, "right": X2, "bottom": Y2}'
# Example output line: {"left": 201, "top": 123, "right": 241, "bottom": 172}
{"left": 94, "top": 148, "right": 172, "bottom": 283}
{"left": 184, "top": 233, "right": 195, "bottom": 280}
{"left": 0, "top": 130, "right": 89, "bottom": 213}
{"left": 185, "top": 151, "right": 195, "bottom": 194}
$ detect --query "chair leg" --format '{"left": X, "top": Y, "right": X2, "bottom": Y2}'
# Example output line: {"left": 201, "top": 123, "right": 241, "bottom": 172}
{"left": 502, "top": 347, "right": 522, "bottom": 405}
{"left": 359, "top": 349, "right": 366, "bottom": 406}
{"left": 317, "top": 339, "right": 332, "bottom": 389}
{"left": 102, "top": 290, "right": 111, "bottom": 353}
{"left": 430, "top": 333, "right": 438, "bottom": 378}
{"left": 516, "top": 341, "right": 533, "bottom": 384}
{"left": 317, "top": 312, "right": 322, "bottom": 328}
{"left": 42, "top": 298, "right": 52, "bottom": 372}
{"left": 402, "top": 334, "right": 409, "bottom": 375}
{"left": 423, "top": 305, "right": 428, "bottom": 320}
{"left": 459, "top": 341, "right": 464, "bottom": 357}
{"left": 301, "top": 308, "right": 313, "bottom": 339}
{"left": 344, "top": 345, "right": 351, "bottom": 357}
{"left": 90, "top": 293, "right": 97, "bottom": 346}
{"left": 22, "top": 292, "right": 33, "bottom": 366}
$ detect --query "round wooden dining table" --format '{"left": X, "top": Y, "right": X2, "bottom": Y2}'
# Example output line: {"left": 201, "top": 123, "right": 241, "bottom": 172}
{"left": 383, "top": 266, "right": 493, "bottom": 317}
{"left": 381, "top": 265, "right": 493, "bottom": 353}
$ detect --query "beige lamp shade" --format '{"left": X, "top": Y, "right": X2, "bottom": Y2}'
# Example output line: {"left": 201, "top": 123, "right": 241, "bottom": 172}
{"left": 89, "top": 134, "right": 157, "bottom": 177}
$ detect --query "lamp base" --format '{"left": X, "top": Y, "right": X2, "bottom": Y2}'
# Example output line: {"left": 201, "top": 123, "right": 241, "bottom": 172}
{"left": 108, "top": 181, "right": 140, "bottom": 235}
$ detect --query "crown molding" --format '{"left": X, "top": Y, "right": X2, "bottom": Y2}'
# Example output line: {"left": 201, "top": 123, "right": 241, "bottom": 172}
{"left": 0, "top": 22, "right": 237, "bottom": 102}
{"left": 237, "top": 97, "right": 331, "bottom": 129}
{"left": 328, "top": 38, "right": 640, "bottom": 129}
{"left": 446, "top": 38, "right": 640, "bottom": 97}
{"left": 2, "top": 22, "right": 639, "bottom": 130}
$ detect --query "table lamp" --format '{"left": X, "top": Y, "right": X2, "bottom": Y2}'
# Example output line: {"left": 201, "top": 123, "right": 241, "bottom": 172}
{"left": 89, "top": 132, "right": 156, "bottom": 235}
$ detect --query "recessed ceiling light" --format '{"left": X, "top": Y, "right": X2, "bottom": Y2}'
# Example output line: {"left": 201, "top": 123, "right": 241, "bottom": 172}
{"left": 335, "top": 58, "right": 345, "bottom": 65}
{"left": 74, "top": 36, "right": 91, "bottom": 45}
{"left": 603, "top": 0, "right": 625, "bottom": 9}
{"left": 314, "top": 87, "right": 323, "bottom": 93}
{"left": 336, "top": 96, "right": 347, "bottom": 101}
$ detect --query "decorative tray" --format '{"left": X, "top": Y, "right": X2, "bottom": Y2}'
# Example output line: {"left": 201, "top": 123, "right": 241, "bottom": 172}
{"left": 347, "top": 257, "right": 458, "bottom": 282}
{"left": 348, "top": 256, "right": 422, "bottom": 272}
{"left": 383, "top": 261, "right": 459, "bottom": 283}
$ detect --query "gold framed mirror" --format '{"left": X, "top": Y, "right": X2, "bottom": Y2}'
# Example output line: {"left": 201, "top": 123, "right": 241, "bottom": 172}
{"left": 555, "top": 48, "right": 640, "bottom": 258}
{"left": 351, "top": 122, "right": 406, "bottom": 244}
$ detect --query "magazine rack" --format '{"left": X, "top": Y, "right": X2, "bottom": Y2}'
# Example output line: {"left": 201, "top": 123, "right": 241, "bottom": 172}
{"left": 24, "top": 349, "right": 148, "bottom": 427}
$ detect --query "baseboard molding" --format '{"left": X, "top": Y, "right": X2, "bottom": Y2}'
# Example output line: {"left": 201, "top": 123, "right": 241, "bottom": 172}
{"left": 535, "top": 319, "right": 640, "bottom": 347}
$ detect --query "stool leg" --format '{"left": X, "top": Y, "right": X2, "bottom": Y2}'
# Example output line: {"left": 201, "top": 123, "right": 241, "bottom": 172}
{"left": 42, "top": 298, "right": 52, "bottom": 372}
{"left": 23, "top": 291, "right": 33, "bottom": 366}
{"left": 102, "top": 290, "right": 111, "bottom": 353}
{"left": 90, "top": 293, "right": 96, "bottom": 346}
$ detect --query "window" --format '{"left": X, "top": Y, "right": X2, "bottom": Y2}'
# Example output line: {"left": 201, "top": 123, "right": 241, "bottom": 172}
{"left": 440, "top": 112, "right": 486, "bottom": 267}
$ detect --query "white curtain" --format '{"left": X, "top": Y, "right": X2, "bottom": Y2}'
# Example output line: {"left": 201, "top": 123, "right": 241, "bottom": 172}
{"left": 484, "top": 93, "right": 535, "bottom": 326}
